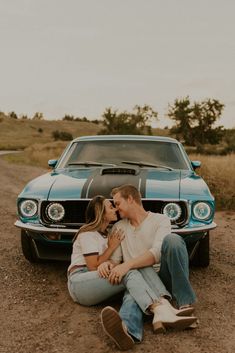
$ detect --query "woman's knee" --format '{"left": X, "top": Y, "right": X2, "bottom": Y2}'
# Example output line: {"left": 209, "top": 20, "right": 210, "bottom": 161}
{"left": 69, "top": 286, "right": 101, "bottom": 306}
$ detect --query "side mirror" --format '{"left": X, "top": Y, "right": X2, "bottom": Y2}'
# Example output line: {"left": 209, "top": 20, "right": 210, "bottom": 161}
{"left": 191, "top": 160, "right": 201, "bottom": 170}
{"left": 48, "top": 159, "right": 58, "bottom": 168}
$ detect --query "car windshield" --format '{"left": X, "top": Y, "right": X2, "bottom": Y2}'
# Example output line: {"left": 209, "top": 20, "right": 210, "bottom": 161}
{"left": 58, "top": 140, "right": 189, "bottom": 170}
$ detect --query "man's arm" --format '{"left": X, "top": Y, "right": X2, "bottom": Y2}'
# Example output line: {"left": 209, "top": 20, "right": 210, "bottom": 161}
{"left": 108, "top": 250, "right": 155, "bottom": 284}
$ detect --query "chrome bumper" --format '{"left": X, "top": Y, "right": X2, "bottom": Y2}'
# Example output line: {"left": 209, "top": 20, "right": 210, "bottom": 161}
{"left": 14, "top": 220, "right": 77, "bottom": 234}
{"left": 15, "top": 220, "right": 217, "bottom": 235}
{"left": 173, "top": 222, "right": 217, "bottom": 234}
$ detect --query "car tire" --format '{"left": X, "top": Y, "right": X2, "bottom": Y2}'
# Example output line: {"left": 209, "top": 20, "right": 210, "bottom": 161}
{"left": 191, "top": 232, "right": 210, "bottom": 267}
{"left": 21, "top": 230, "right": 40, "bottom": 263}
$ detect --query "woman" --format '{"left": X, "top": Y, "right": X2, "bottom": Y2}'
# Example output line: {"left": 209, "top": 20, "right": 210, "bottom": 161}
{"left": 67, "top": 195, "right": 125, "bottom": 305}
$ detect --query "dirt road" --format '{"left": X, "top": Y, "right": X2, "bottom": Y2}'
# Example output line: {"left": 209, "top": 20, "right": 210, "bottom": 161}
{"left": 0, "top": 157, "right": 234, "bottom": 353}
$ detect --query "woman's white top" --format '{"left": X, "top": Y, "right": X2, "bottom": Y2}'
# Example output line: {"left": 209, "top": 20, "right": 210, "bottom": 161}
{"left": 67, "top": 231, "right": 108, "bottom": 272}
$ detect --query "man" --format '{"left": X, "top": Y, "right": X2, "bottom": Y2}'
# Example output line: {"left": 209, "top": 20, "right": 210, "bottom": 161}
{"left": 99, "top": 184, "right": 197, "bottom": 350}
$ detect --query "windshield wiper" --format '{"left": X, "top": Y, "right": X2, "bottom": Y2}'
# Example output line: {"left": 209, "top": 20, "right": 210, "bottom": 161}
{"left": 68, "top": 161, "right": 116, "bottom": 167}
{"left": 121, "top": 160, "right": 173, "bottom": 171}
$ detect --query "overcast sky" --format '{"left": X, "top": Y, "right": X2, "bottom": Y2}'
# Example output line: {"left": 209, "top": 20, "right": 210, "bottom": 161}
{"left": 0, "top": 0, "right": 234, "bottom": 128}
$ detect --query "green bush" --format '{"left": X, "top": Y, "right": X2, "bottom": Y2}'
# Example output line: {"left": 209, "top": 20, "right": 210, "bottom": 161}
{"left": 52, "top": 130, "right": 73, "bottom": 141}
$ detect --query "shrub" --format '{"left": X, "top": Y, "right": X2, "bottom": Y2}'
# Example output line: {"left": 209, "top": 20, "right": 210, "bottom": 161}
{"left": 52, "top": 130, "right": 73, "bottom": 141}
{"left": 9, "top": 111, "right": 18, "bottom": 119}
{"left": 62, "top": 115, "right": 74, "bottom": 121}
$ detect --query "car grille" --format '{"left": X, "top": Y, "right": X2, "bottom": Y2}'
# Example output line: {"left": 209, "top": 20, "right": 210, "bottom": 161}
{"left": 142, "top": 200, "right": 187, "bottom": 226}
{"left": 40, "top": 200, "right": 188, "bottom": 228}
{"left": 40, "top": 200, "right": 89, "bottom": 228}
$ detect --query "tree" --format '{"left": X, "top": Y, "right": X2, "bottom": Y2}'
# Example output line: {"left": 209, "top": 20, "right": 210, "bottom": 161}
{"left": 168, "top": 97, "right": 224, "bottom": 145}
{"left": 168, "top": 97, "right": 195, "bottom": 144}
{"left": 223, "top": 129, "right": 235, "bottom": 153}
{"left": 99, "top": 105, "right": 158, "bottom": 135}
{"left": 32, "top": 112, "right": 44, "bottom": 120}
{"left": 62, "top": 115, "right": 74, "bottom": 121}
{"left": 9, "top": 111, "right": 18, "bottom": 119}
{"left": 21, "top": 114, "right": 28, "bottom": 120}
{"left": 192, "top": 99, "right": 224, "bottom": 145}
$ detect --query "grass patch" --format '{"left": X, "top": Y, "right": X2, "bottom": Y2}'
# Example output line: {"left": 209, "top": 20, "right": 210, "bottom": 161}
{"left": 0, "top": 116, "right": 101, "bottom": 150}
{"left": 4, "top": 141, "right": 68, "bottom": 168}
{"left": 189, "top": 154, "right": 235, "bottom": 210}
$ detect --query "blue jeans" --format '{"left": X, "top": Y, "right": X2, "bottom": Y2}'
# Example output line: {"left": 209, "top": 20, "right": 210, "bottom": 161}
{"left": 67, "top": 267, "right": 125, "bottom": 305}
{"left": 67, "top": 266, "right": 170, "bottom": 309}
{"left": 123, "top": 267, "right": 171, "bottom": 313}
{"left": 119, "top": 233, "right": 197, "bottom": 341}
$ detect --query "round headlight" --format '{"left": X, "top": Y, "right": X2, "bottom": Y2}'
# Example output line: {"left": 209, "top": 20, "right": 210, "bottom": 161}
{"left": 47, "top": 203, "right": 65, "bottom": 221}
{"left": 163, "top": 203, "right": 182, "bottom": 221}
{"left": 20, "top": 200, "right": 38, "bottom": 217}
{"left": 193, "top": 202, "right": 211, "bottom": 220}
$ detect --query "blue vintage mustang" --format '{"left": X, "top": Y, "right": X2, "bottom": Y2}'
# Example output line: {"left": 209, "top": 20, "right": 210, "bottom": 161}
{"left": 15, "top": 135, "right": 216, "bottom": 266}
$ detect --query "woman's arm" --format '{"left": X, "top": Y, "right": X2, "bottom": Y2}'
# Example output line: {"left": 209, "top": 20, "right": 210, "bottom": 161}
{"left": 84, "top": 229, "right": 124, "bottom": 271}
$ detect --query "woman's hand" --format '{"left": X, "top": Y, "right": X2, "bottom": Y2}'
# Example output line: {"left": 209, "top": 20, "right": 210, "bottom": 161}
{"left": 108, "top": 229, "right": 125, "bottom": 250}
{"left": 97, "top": 261, "right": 114, "bottom": 278}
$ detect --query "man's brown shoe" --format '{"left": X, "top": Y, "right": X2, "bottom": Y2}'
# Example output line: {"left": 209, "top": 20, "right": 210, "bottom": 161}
{"left": 101, "top": 306, "right": 135, "bottom": 350}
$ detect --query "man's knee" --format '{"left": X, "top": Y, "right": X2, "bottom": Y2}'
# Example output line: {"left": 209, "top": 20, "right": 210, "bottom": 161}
{"left": 124, "top": 269, "right": 139, "bottom": 279}
{"left": 162, "top": 233, "right": 186, "bottom": 252}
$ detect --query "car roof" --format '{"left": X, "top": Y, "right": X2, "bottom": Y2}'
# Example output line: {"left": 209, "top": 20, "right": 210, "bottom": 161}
{"left": 72, "top": 135, "right": 179, "bottom": 143}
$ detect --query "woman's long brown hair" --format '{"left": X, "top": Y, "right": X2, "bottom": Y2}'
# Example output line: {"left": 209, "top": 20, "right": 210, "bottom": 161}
{"left": 73, "top": 195, "right": 106, "bottom": 241}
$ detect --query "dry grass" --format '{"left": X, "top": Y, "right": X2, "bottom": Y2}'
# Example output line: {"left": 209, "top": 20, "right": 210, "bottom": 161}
{"left": 190, "top": 154, "right": 235, "bottom": 210}
{"left": 0, "top": 116, "right": 101, "bottom": 150}
{"left": 4, "top": 141, "right": 68, "bottom": 168}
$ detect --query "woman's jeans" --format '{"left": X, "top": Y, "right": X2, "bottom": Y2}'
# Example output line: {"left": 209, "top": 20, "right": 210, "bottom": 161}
{"left": 119, "top": 233, "right": 197, "bottom": 341}
{"left": 67, "top": 268, "right": 125, "bottom": 305}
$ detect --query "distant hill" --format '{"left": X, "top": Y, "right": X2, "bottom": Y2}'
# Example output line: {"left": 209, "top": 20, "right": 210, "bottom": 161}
{"left": 0, "top": 115, "right": 101, "bottom": 150}
{"left": 0, "top": 114, "right": 170, "bottom": 150}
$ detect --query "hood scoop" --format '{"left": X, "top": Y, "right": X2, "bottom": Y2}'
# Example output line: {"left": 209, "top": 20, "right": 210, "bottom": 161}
{"left": 101, "top": 167, "right": 137, "bottom": 175}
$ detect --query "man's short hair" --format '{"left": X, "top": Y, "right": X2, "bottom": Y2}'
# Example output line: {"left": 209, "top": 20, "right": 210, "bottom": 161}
{"left": 111, "top": 184, "right": 142, "bottom": 205}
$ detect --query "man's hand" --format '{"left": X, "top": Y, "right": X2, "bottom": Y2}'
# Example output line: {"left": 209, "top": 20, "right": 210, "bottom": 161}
{"left": 97, "top": 261, "right": 114, "bottom": 278}
{"left": 108, "top": 263, "right": 130, "bottom": 284}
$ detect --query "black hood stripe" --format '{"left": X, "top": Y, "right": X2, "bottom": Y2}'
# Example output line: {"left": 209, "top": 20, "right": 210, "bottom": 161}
{"left": 81, "top": 168, "right": 147, "bottom": 199}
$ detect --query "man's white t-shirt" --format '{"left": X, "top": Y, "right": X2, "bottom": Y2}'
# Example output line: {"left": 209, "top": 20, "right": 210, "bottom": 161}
{"left": 111, "top": 212, "right": 171, "bottom": 264}
{"left": 68, "top": 231, "right": 108, "bottom": 272}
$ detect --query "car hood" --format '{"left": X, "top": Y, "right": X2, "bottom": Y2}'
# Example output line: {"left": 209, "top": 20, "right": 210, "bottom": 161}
{"left": 18, "top": 167, "right": 212, "bottom": 201}
{"left": 179, "top": 170, "right": 213, "bottom": 200}
{"left": 47, "top": 167, "right": 182, "bottom": 199}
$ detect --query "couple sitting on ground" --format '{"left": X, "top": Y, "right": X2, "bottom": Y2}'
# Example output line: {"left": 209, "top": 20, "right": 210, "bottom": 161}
{"left": 67, "top": 184, "right": 197, "bottom": 350}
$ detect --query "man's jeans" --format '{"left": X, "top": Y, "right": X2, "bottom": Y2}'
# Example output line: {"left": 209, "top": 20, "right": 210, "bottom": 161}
{"left": 119, "top": 233, "right": 197, "bottom": 341}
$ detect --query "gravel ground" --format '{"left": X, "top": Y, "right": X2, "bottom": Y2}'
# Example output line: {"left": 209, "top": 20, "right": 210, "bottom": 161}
{"left": 0, "top": 157, "right": 234, "bottom": 353}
